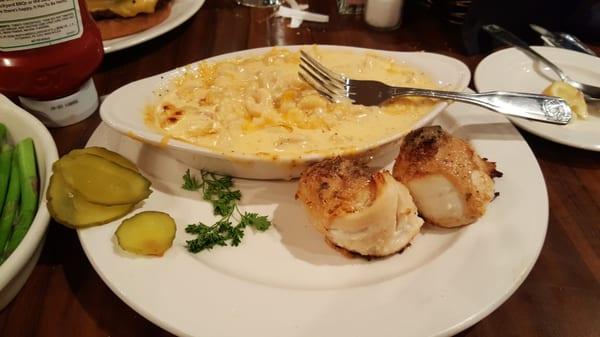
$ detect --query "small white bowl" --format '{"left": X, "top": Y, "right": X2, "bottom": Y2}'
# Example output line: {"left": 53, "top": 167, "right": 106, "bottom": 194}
{"left": 0, "top": 95, "right": 58, "bottom": 309}
{"left": 101, "top": 45, "right": 470, "bottom": 179}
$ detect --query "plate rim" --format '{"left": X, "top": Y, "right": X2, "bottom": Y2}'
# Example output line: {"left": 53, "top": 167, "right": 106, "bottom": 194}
{"left": 102, "top": 0, "right": 206, "bottom": 54}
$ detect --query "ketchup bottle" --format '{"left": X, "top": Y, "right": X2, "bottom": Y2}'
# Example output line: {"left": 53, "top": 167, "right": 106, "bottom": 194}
{"left": 0, "top": 0, "right": 104, "bottom": 127}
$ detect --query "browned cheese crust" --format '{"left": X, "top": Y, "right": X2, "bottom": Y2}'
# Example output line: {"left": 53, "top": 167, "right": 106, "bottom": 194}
{"left": 295, "top": 157, "right": 376, "bottom": 234}
{"left": 392, "top": 126, "right": 502, "bottom": 227}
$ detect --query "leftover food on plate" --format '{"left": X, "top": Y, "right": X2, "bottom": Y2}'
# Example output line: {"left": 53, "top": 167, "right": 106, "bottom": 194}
{"left": 87, "top": 0, "right": 174, "bottom": 40}
{"left": 296, "top": 157, "right": 423, "bottom": 257}
{"left": 297, "top": 126, "right": 502, "bottom": 257}
{"left": 115, "top": 211, "right": 176, "bottom": 256}
{"left": 0, "top": 124, "right": 39, "bottom": 263}
{"left": 47, "top": 147, "right": 151, "bottom": 228}
{"left": 542, "top": 81, "right": 588, "bottom": 120}
{"left": 146, "top": 47, "right": 439, "bottom": 159}
{"left": 393, "top": 126, "right": 502, "bottom": 228}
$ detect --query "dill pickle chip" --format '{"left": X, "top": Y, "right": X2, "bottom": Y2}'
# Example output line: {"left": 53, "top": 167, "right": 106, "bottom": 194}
{"left": 54, "top": 153, "right": 151, "bottom": 205}
{"left": 47, "top": 173, "right": 135, "bottom": 228}
{"left": 69, "top": 147, "right": 139, "bottom": 172}
{"left": 115, "top": 211, "right": 176, "bottom": 256}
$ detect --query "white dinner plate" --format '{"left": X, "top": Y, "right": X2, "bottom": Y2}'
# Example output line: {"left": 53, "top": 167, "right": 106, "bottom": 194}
{"left": 474, "top": 46, "right": 600, "bottom": 151}
{"left": 102, "top": 0, "right": 205, "bottom": 54}
{"left": 79, "top": 96, "right": 548, "bottom": 337}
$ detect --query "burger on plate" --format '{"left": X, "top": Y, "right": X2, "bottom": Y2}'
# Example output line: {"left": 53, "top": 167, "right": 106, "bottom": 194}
{"left": 86, "top": 0, "right": 173, "bottom": 40}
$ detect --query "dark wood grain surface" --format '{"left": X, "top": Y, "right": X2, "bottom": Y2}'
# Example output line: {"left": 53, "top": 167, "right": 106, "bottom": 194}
{"left": 1, "top": 1, "right": 599, "bottom": 336}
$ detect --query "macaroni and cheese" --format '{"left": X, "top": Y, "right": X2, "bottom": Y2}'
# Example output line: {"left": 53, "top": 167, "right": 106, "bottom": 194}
{"left": 146, "top": 48, "right": 439, "bottom": 159}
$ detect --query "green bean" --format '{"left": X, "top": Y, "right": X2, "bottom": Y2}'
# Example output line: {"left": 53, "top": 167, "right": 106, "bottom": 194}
{"left": 0, "top": 144, "right": 12, "bottom": 213}
{"left": 0, "top": 123, "right": 11, "bottom": 211}
{"left": 0, "top": 151, "right": 20, "bottom": 263}
{"left": 3, "top": 138, "right": 38, "bottom": 260}
{"left": 0, "top": 123, "right": 6, "bottom": 145}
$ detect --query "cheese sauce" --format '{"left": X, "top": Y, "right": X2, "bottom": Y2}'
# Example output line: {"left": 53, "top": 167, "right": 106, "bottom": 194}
{"left": 147, "top": 48, "right": 439, "bottom": 159}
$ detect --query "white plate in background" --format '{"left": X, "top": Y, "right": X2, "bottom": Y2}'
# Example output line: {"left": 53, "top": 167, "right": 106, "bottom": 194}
{"left": 79, "top": 96, "right": 548, "bottom": 337}
{"left": 103, "top": 0, "right": 205, "bottom": 54}
{"left": 475, "top": 46, "right": 600, "bottom": 151}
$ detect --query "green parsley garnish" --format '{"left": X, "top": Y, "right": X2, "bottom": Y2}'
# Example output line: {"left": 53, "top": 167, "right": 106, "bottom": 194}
{"left": 182, "top": 169, "right": 201, "bottom": 191}
{"left": 182, "top": 169, "right": 272, "bottom": 253}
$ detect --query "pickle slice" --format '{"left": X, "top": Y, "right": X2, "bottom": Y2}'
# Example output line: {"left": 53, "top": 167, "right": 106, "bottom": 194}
{"left": 54, "top": 153, "right": 151, "bottom": 205}
{"left": 69, "top": 147, "right": 139, "bottom": 172}
{"left": 115, "top": 211, "right": 176, "bottom": 256}
{"left": 47, "top": 173, "right": 135, "bottom": 228}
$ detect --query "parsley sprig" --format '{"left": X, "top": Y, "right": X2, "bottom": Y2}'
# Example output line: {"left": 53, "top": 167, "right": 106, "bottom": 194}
{"left": 182, "top": 170, "right": 272, "bottom": 253}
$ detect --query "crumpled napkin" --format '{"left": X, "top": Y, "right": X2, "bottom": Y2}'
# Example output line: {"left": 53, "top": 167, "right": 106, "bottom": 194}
{"left": 276, "top": 0, "right": 329, "bottom": 28}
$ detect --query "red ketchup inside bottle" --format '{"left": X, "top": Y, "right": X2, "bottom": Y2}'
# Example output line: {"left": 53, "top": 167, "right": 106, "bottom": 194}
{"left": 0, "top": 0, "right": 104, "bottom": 127}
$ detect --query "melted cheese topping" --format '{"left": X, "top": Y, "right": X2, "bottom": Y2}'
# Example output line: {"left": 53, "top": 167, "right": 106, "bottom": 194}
{"left": 87, "top": 0, "right": 158, "bottom": 17}
{"left": 147, "top": 48, "right": 439, "bottom": 159}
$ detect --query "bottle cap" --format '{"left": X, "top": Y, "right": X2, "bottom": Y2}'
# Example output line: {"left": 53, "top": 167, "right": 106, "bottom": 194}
{"left": 18, "top": 79, "right": 98, "bottom": 128}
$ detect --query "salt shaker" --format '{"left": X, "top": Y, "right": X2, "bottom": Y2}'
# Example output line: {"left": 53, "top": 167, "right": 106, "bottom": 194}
{"left": 364, "top": 0, "right": 404, "bottom": 30}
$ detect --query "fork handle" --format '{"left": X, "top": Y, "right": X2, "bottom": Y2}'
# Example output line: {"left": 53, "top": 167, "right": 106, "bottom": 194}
{"left": 390, "top": 88, "right": 572, "bottom": 124}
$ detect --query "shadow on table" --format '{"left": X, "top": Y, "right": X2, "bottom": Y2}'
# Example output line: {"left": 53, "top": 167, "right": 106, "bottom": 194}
{"left": 521, "top": 131, "right": 600, "bottom": 169}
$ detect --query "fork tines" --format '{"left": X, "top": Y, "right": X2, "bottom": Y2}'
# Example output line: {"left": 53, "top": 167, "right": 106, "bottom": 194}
{"left": 299, "top": 50, "right": 350, "bottom": 103}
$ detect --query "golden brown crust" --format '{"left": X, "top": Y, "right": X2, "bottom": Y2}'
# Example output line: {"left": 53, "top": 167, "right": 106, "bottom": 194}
{"left": 295, "top": 157, "right": 375, "bottom": 232}
{"left": 394, "top": 126, "right": 499, "bottom": 186}
{"left": 393, "top": 126, "right": 500, "bottom": 227}
{"left": 297, "top": 157, "right": 425, "bottom": 257}
{"left": 401, "top": 125, "right": 449, "bottom": 160}
{"left": 93, "top": 1, "right": 172, "bottom": 40}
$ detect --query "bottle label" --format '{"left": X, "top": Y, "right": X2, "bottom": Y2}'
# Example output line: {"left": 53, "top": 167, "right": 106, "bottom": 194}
{"left": 0, "top": 0, "right": 84, "bottom": 51}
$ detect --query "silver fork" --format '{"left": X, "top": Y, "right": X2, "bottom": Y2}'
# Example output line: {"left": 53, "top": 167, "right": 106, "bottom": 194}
{"left": 298, "top": 50, "right": 572, "bottom": 125}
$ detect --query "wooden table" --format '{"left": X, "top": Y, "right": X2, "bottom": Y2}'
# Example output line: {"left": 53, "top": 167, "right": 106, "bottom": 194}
{"left": 1, "top": 1, "right": 599, "bottom": 336}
